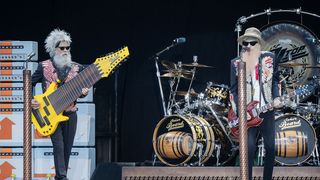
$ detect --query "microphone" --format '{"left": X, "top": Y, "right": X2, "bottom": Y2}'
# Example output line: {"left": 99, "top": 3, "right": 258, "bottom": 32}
{"left": 173, "top": 37, "right": 186, "bottom": 44}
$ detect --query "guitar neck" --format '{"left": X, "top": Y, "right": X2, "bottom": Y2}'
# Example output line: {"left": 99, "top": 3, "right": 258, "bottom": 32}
{"left": 48, "top": 64, "right": 102, "bottom": 114}
{"left": 256, "top": 91, "right": 295, "bottom": 115}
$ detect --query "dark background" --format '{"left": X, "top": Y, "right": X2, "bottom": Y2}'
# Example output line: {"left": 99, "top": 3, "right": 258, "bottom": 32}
{"left": 2, "top": 0, "right": 320, "bottom": 164}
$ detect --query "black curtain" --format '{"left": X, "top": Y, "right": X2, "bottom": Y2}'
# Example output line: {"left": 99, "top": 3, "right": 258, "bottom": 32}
{"left": 1, "top": 0, "right": 320, "bottom": 164}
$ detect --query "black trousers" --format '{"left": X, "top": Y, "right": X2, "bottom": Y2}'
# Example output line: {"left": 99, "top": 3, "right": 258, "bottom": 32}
{"left": 51, "top": 112, "right": 77, "bottom": 180}
{"left": 248, "top": 111, "right": 275, "bottom": 180}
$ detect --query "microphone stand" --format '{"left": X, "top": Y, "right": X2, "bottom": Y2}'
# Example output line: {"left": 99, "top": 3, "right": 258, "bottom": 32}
{"left": 151, "top": 42, "right": 180, "bottom": 116}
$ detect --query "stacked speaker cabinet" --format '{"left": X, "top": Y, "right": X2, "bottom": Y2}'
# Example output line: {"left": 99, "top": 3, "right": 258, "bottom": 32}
{"left": 0, "top": 41, "right": 95, "bottom": 180}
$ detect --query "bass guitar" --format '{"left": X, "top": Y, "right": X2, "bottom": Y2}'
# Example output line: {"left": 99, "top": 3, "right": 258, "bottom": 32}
{"left": 32, "top": 47, "right": 129, "bottom": 136}
{"left": 228, "top": 83, "right": 315, "bottom": 138}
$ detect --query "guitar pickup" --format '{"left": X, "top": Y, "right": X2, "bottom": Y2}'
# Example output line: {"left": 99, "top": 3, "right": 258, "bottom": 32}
{"left": 43, "top": 96, "right": 50, "bottom": 106}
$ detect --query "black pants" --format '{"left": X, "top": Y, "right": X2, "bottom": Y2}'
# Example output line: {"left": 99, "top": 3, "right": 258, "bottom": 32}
{"left": 248, "top": 111, "right": 275, "bottom": 180}
{"left": 51, "top": 112, "right": 77, "bottom": 180}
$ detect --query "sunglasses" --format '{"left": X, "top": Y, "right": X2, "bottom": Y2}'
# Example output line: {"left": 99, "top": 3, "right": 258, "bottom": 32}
{"left": 57, "top": 46, "right": 70, "bottom": 51}
{"left": 242, "top": 41, "right": 258, "bottom": 47}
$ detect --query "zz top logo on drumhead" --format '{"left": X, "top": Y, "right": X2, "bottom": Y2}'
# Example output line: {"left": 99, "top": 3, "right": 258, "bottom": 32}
{"left": 271, "top": 45, "right": 308, "bottom": 62}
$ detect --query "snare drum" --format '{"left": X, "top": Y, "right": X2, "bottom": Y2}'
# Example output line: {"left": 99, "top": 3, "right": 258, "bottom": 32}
{"left": 275, "top": 114, "right": 317, "bottom": 165}
{"left": 153, "top": 114, "right": 214, "bottom": 166}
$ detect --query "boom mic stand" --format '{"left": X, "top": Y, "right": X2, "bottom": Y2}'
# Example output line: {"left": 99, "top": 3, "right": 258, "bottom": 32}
{"left": 150, "top": 38, "right": 186, "bottom": 116}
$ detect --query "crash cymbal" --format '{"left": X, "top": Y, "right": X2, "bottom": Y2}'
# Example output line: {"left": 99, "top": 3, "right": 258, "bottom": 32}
{"left": 162, "top": 69, "right": 192, "bottom": 74}
{"left": 181, "top": 63, "right": 213, "bottom": 68}
{"left": 305, "top": 65, "right": 320, "bottom": 68}
{"left": 279, "top": 62, "right": 309, "bottom": 67}
{"left": 176, "top": 91, "right": 198, "bottom": 97}
{"left": 161, "top": 60, "right": 176, "bottom": 69}
{"left": 160, "top": 72, "right": 192, "bottom": 79}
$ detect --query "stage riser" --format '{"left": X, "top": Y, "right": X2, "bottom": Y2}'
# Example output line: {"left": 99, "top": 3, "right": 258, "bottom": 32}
{"left": 122, "top": 167, "right": 320, "bottom": 179}
{"left": 123, "top": 177, "right": 320, "bottom": 180}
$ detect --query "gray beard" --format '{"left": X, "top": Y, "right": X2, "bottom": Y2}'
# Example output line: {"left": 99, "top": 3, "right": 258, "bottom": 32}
{"left": 53, "top": 53, "right": 72, "bottom": 68}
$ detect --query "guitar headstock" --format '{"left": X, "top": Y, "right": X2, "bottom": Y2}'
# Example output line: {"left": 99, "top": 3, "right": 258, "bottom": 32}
{"left": 94, "top": 46, "right": 129, "bottom": 78}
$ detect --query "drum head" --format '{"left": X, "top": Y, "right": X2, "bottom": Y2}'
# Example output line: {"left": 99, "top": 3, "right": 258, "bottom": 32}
{"left": 261, "top": 22, "right": 320, "bottom": 100}
{"left": 153, "top": 114, "right": 214, "bottom": 166}
{"left": 275, "top": 114, "right": 317, "bottom": 165}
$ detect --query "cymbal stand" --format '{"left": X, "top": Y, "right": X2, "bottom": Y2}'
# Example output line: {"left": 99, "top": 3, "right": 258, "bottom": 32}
{"left": 151, "top": 39, "right": 184, "bottom": 116}
{"left": 185, "top": 56, "right": 198, "bottom": 108}
{"left": 311, "top": 142, "right": 319, "bottom": 166}
{"left": 166, "top": 78, "right": 176, "bottom": 115}
{"left": 167, "top": 62, "right": 182, "bottom": 114}
{"left": 207, "top": 105, "right": 236, "bottom": 147}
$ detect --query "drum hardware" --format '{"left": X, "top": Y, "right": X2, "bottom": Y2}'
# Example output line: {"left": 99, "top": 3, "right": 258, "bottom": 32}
{"left": 151, "top": 37, "right": 187, "bottom": 116}
{"left": 206, "top": 104, "right": 236, "bottom": 148}
{"left": 214, "top": 143, "right": 221, "bottom": 166}
{"left": 310, "top": 142, "right": 320, "bottom": 166}
{"left": 184, "top": 56, "right": 198, "bottom": 108}
{"left": 257, "top": 137, "right": 265, "bottom": 166}
{"left": 176, "top": 91, "right": 198, "bottom": 97}
{"left": 181, "top": 62, "right": 213, "bottom": 68}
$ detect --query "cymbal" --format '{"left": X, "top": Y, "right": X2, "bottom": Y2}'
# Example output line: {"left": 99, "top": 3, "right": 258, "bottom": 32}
{"left": 163, "top": 69, "right": 192, "bottom": 74}
{"left": 161, "top": 60, "right": 176, "bottom": 69}
{"left": 181, "top": 63, "right": 213, "bottom": 68}
{"left": 176, "top": 91, "right": 198, "bottom": 97}
{"left": 305, "top": 65, "right": 320, "bottom": 68}
{"left": 160, "top": 72, "right": 192, "bottom": 79}
{"left": 279, "top": 62, "right": 309, "bottom": 67}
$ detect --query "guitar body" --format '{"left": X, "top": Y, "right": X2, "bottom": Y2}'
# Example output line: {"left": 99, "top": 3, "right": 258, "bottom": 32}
{"left": 227, "top": 83, "right": 315, "bottom": 139}
{"left": 228, "top": 100, "right": 263, "bottom": 139}
{"left": 31, "top": 82, "right": 69, "bottom": 136}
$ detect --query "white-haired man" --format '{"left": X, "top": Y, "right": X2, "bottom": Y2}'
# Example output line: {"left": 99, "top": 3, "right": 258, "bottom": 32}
{"left": 229, "top": 27, "right": 282, "bottom": 180}
{"left": 31, "top": 29, "right": 89, "bottom": 180}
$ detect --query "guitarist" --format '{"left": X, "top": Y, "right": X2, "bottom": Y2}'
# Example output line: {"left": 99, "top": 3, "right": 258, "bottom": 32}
{"left": 229, "top": 27, "right": 282, "bottom": 180}
{"left": 31, "top": 29, "right": 89, "bottom": 180}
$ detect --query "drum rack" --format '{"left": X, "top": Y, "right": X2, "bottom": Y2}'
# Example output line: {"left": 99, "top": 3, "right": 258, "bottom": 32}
{"left": 235, "top": 7, "right": 320, "bottom": 56}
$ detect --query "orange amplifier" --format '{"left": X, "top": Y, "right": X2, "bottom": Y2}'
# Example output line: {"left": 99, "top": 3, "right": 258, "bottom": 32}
{"left": 0, "top": 148, "right": 95, "bottom": 180}
{"left": 0, "top": 103, "right": 95, "bottom": 147}
{"left": 0, "top": 41, "right": 37, "bottom": 61}
{"left": 0, "top": 83, "right": 41, "bottom": 103}
{"left": 0, "top": 62, "right": 38, "bottom": 75}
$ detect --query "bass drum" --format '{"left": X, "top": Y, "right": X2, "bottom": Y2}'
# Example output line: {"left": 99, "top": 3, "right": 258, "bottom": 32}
{"left": 204, "top": 113, "right": 238, "bottom": 166}
{"left": 153, "top": 114, "right": 215, "bottom": 166}
{"left": 275, "top": 114, "right": 317, "bottom": 165}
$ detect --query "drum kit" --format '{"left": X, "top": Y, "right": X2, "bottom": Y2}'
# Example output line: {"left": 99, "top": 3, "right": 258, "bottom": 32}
{"left": 152, "top": 57, "right": 238, "bottom": 167}
{"left": 152, "top": 59, "right": 320, "bottom": 167}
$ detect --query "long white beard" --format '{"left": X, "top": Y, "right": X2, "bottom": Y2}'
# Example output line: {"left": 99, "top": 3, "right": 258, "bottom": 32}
{"left": 53, "top": 53, "right": 72, "bottom": 68}
{"left": 243, "top": 48, "right": 261, "bottom": 73}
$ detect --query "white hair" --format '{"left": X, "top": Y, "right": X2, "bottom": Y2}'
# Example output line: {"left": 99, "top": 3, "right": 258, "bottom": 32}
{"left": 45, "top": 29, "right": 72, "bottom": 58}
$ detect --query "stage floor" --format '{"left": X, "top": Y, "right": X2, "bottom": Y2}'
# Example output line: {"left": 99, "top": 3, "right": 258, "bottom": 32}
{"left": 122, "top": 166, "right": 320, "bottom": 179}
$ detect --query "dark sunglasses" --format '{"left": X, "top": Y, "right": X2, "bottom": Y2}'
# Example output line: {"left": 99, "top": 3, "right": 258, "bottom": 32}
{"left": 242, "top": 41, "right": 258, "bottom": 47}
{"left": 57, "top": 46, "right": 70, "bottom": 51}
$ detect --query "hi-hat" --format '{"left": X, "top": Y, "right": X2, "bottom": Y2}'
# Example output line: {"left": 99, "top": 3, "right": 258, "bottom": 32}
{"left": 279, "top": 62, "right": 309, "bottom": 67}
{"left": 161, "top": 60, "right": 176, "bottom": 69}
{"left": 176, "top": 91, "right": 198, "bottom": 97}
{"left": 181, "top": 62, "right": 213, "bottom": 68}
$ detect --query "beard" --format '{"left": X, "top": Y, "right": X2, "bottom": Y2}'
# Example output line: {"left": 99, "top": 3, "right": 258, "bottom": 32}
{"left": 53, "top": 52, "right": 72, "bottom": 69}
{"left": 242, "top": 46, "right": 261, "bottom": 72}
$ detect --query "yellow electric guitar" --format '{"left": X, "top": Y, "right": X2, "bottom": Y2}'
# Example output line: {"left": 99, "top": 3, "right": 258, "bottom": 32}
{"left": 32, "top": 46, "right": 129, "bottom": 136}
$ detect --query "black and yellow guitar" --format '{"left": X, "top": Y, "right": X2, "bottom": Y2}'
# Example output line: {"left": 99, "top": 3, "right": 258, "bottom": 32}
{"left": 32, "top": 47, "right": 129, "bottom": 136}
